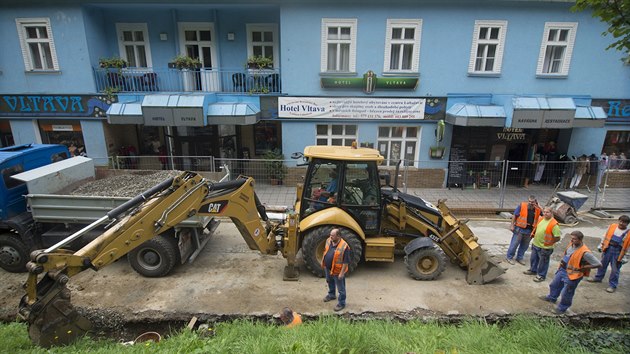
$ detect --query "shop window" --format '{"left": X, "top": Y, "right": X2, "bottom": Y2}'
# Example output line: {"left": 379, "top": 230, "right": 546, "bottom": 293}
{"left": 15, "top": 18, "right": 59, "bottom": 71}
{"left": 536, "top": 22, "right": 577, "bottom": 77}
{"left": 316, "top": 124, "right": 358, "bottom": 146}
{"left": 116, "top": 23, "right": 152, "bottom": 68}
{"left": 2, "top": 164, "right": 25, "bottom": 189}
{"left": 321, "top": 18, "right": 357, "bottom": 73}
{"left": 603, "top": 130, "right": 630, "bottom": 170}
{"left": 377, "top": 126, "right": 419, "bottom": 166}
{"left": 383, "top": 19, "right": 422, "bottom": 73}
{"left": 468, "top": 20, "right": 507, "bottom": 75}
{"left": 38, "top": 121, "right": 85, "bottom": 157}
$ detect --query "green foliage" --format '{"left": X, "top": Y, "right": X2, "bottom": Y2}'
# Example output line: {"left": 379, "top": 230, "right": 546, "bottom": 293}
{"left": 572, "top": 0, "right": 630, "bottom": 61}
{"left": 247, "top": 55, "right": 274, "bottom": 69}
{"left": 263, "top": 148, "right": 287, "bottom": 180}
{"left": 3, "top": 316, "right": 630, "bottom": 353}
{"left": 171, "top": 54, "right": 202, "bottom": 69}
{"left": 99, "top": 56, "right": 128, "bottom": 69}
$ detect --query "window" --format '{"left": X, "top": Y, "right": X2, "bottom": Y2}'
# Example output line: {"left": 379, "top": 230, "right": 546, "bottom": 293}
{"left": 377, "top": 126, "right": 419, "bottom": 166}
{"left": 321, "top": 18, "right": 357, "bottom": 73}
{"left": 2, "top": 164, "right": 25, "bottom": 189}
{"left": 246, "top": 24, "right": 278, "bottom": 68}
{"left": 383, "top": 19, "right": 422, "bottom": 73}
{"left": 316, "top": 124, "right": 357, "bottom": 146}
{"left": 116, "top": 23, "right": 152, "bottom": 68}
{"left": 178, "top": 22, "right": 216, "bottom": 68}
{"left": 536, "top": 22, "right": 578, "bottom": 77}
{"left": 468, "top": 20, "right": 507, "bottom": 75}
{"left": 15, "top": 18, "right": 59, "bottom": 71}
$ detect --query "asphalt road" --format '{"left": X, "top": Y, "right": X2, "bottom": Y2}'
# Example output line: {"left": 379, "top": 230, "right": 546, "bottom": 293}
{"left": 0, "top": 213, "right": 628, "bottom": 325}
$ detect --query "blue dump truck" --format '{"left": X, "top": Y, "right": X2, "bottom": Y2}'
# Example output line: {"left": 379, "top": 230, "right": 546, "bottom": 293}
{"left": 0, "top": 143, "right": 216, "bottom": 276}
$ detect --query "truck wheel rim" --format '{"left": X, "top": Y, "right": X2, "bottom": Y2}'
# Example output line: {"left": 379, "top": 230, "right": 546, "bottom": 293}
{"left": 0, "top": 246, "right": 21, "bottom": 266}
{"left": 416, "top": 256, "right": 438, "bottom": 274}
{"left": 138, "top": 249, "right": 161, "bottom": 270}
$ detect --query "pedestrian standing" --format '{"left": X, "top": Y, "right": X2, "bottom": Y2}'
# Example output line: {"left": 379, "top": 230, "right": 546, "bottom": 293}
{"left": 539, "top": 231, "right": 601, "bottom": 314}
{"left": 506, "top": 195, "right": 541, "bottom": 265}
{"left": 321, "top": 228, "right": 350, "bottom": 311}
{"left": 523, "top": 207, "right": 561, "bottom": 282}
{"left": 587, "top": 215, "right": 630, "bottom": 293}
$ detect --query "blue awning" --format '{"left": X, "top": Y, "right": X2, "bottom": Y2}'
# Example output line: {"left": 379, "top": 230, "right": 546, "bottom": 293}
{"left": 106, "top": 102, "right": 143, "bottom": 124}
{"left": 574, "top": 106, "right": 607, "bottom": 127}
{"left": 513, "top": 97, "right": 576, "bottom": 110}
{"left": 207, "top": 103, "right": 260, "bottom": 125}
{"left": 445, "top": 103, "right": 506, "bottom": 127}
{"left": 512, "top": 97, "right": 576, "bottom": 129}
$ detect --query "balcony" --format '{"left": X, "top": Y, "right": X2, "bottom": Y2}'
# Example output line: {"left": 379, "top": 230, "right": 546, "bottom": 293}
{"left": 93, "top": 67, "right": 281, "bottom": 95}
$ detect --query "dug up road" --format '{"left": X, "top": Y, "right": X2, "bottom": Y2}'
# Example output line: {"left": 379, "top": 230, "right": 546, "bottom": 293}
{"left": 0, "top": 214, "right": 628, "bottom": 330}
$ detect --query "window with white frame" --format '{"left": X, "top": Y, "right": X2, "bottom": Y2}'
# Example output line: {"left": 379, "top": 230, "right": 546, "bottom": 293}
{"left": 316, "top": 124, "right": 358, "bottom": 146}
{"left": 116, "top": 23, "right": 152, "bottom": 68}
{"left": 246, "top": 24, "right": 278, "bottom": 68}
{"left": 377, "top": 126, "right": 419, "bottom": 166}
{"left": 468, "top": 20, "right": 507, "bottom": 75}
{"left": 321, "top": 18, "right": 357, "bottom": 73}
{"left": 383, "top": 19, "right": 422, "bottom": 73}
{"left": 15, "top": 18, "right": 59, "bottom": 71}
{"left": 536, "top": 22, "right": 578, "bottom": 76}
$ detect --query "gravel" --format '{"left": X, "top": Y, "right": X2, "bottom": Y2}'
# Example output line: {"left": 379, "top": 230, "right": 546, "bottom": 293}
{"left": 70, "top": 171, "right": 183, "bottom": 197}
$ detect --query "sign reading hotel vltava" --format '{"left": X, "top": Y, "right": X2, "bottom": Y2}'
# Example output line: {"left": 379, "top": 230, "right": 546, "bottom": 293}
{"left": 278, "top": 97, "right": 426, "bottom": 119}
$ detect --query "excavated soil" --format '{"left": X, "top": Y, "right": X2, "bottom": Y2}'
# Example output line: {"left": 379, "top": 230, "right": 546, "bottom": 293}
{"left": 70, "top": 170, "right": 182, "bottom": 197}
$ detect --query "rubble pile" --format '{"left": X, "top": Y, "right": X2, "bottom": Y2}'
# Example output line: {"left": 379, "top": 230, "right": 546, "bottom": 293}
{"left": 70, "top": 171, "right": 182, "bottom": 197}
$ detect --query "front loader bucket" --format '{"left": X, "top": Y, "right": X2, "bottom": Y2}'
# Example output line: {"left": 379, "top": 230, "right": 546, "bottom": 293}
{"left": 466, "top": 250, "right": 506, "bottom": 285}
{"left": 20, "top": 286, "right": 91, "bottom": 347}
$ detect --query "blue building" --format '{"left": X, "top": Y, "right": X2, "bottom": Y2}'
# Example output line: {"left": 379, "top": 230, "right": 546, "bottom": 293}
{"left": 0, "top": 0, "right": 628, "bottom": 185}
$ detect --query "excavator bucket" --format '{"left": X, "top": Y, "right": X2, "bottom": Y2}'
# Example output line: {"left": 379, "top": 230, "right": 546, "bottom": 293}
{"left": 19, "top": 275, "right": 92, "bottom": 348}
{"left": 466, "top": 250, "right": 506, "bottom": 285}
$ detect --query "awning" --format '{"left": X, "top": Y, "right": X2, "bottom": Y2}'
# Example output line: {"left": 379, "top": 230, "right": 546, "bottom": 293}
{"left": 512, "top": 97, "right": 576, "bottom": 129}
{"left": 106, "top": 102, "right": 143, "bottom": 124}
{"left": 207, "top": 103, "right": 260, "bottom": 125}
{"left": 142, "top": 94, "right": 207, "bottom": 126}
{"left": 445, "top": 103, "right": 506, "bottom": 127}
{"left": 574, "top": 106, "right": 607, "bottom": 128}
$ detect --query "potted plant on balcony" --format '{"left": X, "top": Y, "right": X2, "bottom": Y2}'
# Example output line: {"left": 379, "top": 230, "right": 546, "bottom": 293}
{"left": 246, "top": 55, "right": 273, "bottom": 70}
{"left": 99, "top": 56, "right": 128, "bottom": 70}
{"left": 169, "top": 54, "right": 202, "bottom": 70}
{"left": 263, "top": 148, "right": 287, "bottom": 185}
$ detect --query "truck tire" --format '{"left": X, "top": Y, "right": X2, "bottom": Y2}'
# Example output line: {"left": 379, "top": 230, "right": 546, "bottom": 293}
{"left": 405, "top": 245, "right": 447, "bottom": 281}
{"left": 128, "top": 235, "right": 179, "bottom": 277}
{"left": 302, "top": 226, "right": 362, "bottom": 278}
{"left": 0, "top": 234, "right": 29, "bottom": 273}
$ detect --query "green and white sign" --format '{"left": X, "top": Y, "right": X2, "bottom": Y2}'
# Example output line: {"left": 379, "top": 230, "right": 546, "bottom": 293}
{"left": 321, "top": 71, "right": 418, "bottom": 93}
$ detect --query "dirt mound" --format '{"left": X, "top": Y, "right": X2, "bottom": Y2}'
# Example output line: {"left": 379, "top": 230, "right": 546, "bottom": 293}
{"left": 70, "top": 171, "right": 182, "bottom": 197}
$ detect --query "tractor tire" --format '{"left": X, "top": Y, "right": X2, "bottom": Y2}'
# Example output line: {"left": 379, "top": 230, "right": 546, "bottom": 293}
{"left": 302, "top": 226, "right": 362, "bottom": 278}
{"left": 0, "top": 234, "right": 29, "bottom": 273}
{"left": 405, "top": 245, "right": 447, "bottom": 281}
{"left": 128, "top": 235, "right": 180, "bottom": 277}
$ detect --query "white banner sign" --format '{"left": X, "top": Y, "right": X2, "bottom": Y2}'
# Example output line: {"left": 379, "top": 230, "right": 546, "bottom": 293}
{"left": 52, "top": 125, "right": 74, "bottom": 131}
{"left": 278, "top": 97, "right": 426, "bottom": 119}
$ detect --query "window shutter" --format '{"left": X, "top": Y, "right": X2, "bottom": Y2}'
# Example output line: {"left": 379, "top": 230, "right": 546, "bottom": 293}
{"left": 535, "top": 26, "right": 549, "bottom": 75}
{"left": 382, "top": 20, "right": 393, "bottom": 72}
{"left": 493, "top": 23, "right": 507, "bottom": 73}
{"left": 349, "top": 19, "right": 357, "bottom": 72}
{"left": 320, "top": 19, "right": 328, "bottom": 72}
{"left": 468, "top": 22, "right": 480, "bottom": 73}
{"left": 412, "top": 19, "right": 422, "bottom": 73}
{"left": 46, "top": 20, "right": 59, "bottom": 70}
{"left": 15, "top": 19, "right": 32, "bottom": 71}
{"left": 562, "top": 23, "right": 578, "bottom": 75}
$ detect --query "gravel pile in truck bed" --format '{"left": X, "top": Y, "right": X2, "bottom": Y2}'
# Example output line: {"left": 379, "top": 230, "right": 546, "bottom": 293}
{"left": 70, "top": 171, "right": 183, "bottom": 197}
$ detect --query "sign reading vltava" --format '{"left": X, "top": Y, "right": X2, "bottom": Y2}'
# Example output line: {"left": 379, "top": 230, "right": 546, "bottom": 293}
{"left": 278, "top": 97, "right": 426, "bottom": 119}
{"left": 0, "top": 94, "right": 115, "bottom": 118}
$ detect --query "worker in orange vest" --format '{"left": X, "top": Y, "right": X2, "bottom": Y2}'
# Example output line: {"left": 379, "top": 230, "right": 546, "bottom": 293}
{"left": 587, "top": 215, "right": 630, "bottom": 293}
{"left": 539, "top": 231, "right": 601, "bottom": 314}
{"left": 523, "top": 207, "right": 562, "bottom": 282}
{"left": 321, "top": 228, "right": 351, "bottom": 312}
{"left": 280, "top": 307, "right": 302, "bottom": 328}
{"left": 506, "top": 195, "right": 541, "bottom": 265}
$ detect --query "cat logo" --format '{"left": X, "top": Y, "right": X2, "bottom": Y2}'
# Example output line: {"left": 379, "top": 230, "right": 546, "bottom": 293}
{"left": 201, "top": 201, "right": 227, "bottom": 214}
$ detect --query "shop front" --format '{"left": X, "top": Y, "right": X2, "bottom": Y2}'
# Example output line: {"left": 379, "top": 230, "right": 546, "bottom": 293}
{"left": 592, "top": 99, "right": 630, "bottom": 170}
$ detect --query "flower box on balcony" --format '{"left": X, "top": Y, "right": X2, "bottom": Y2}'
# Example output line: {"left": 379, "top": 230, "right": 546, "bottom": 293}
{"left": 246, "top": 55, "right": 273, "bottom": 70}
{"left": 168, "top": 55, "right": 202, "bottom": 70}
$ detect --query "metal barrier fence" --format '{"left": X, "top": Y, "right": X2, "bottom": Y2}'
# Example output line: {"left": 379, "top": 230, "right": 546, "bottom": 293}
{"left": 109, "top": 156, "right": 629, "bottom": 211}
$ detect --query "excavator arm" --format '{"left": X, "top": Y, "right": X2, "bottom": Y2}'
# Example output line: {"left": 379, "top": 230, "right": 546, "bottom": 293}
{"left": 18, "top": 171, "right": 282, "bottom": 347}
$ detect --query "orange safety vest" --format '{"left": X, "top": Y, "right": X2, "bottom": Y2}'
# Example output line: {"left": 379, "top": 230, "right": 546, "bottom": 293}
{"left": 321, "top": 238, "right": 349, "bottom": 276}
{"left": 531, "top": 218, "right": 560, "bottom": 247}
{"left": 601, "top": 224, "right": 630, "bottom": 261}
{"left": 563, "top": 244, "right": 591, "bottom": 280}
{"left": 514, "top": 202, "right": 541, "bottom": 229}
{"left": 286, "top": 312, "right": 302, "bottom": 328}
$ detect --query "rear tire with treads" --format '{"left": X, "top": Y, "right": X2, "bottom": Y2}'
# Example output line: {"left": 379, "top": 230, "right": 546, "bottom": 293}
{"left": 302, "top": 226, "right": 362, "bottom": 277}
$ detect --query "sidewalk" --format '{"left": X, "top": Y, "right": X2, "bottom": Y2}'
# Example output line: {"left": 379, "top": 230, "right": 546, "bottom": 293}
{"left": 255, "top": 183, "right": 630, "bottom": 212}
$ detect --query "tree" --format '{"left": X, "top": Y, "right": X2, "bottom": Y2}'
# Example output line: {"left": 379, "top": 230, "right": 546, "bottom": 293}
{"left": 573, "top": 0, "right": 630, "bottom": 61}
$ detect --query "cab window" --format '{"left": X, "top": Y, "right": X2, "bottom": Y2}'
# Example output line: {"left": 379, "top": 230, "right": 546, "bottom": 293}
{"left": 303, "top": 161, "right": 341, "bottom": 216}
{"left": 2, "top": 164, "right": 25, "bottom": 189}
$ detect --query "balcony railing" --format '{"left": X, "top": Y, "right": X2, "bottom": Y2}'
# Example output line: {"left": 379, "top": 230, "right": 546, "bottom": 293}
{"left": 94, "top": 67, "right": 281, "bottom": 94}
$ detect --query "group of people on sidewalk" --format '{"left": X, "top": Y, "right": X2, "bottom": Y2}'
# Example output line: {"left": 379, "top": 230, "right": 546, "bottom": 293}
{"left": 506, "top": 195, "right": 629, "bottom": 314}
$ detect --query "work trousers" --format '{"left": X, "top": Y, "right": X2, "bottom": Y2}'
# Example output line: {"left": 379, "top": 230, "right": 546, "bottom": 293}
{"left": 593, "top": 246, "right": 622, "bottom": 289}
{"left": 506, "top": 227, "right": 532, "bottom": 261}
{"left": 325, "top": 268, "right": 346, "bottom": 307}
{"left": 548, "top": 267, "right": 582, "bottom": 312}
{"left": 529, "top": 245, "right": 554, "bottom": 279}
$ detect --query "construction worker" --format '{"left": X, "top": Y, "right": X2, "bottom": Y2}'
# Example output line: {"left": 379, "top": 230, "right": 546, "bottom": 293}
{"left": 539, "top": 231, "right": 601, "bottom": 314}
{"left": 321, "top": 228, "right": 350, "bottom": 311}
{"left": 506, "top": 195, "right": 541, "bottom": 265}
{"left": 279, "top": 307, "right": 302, "bottom": 328}
{"left": 523, "top": 207, "right": 561, "bottom": 282}
{"left": 587, "top": 215, "right": 630, "bottom": 293}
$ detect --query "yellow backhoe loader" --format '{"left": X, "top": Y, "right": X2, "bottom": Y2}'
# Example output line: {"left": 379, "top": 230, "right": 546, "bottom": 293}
{"left": 18, "top": 145, "right": 504, "bottom": 347}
